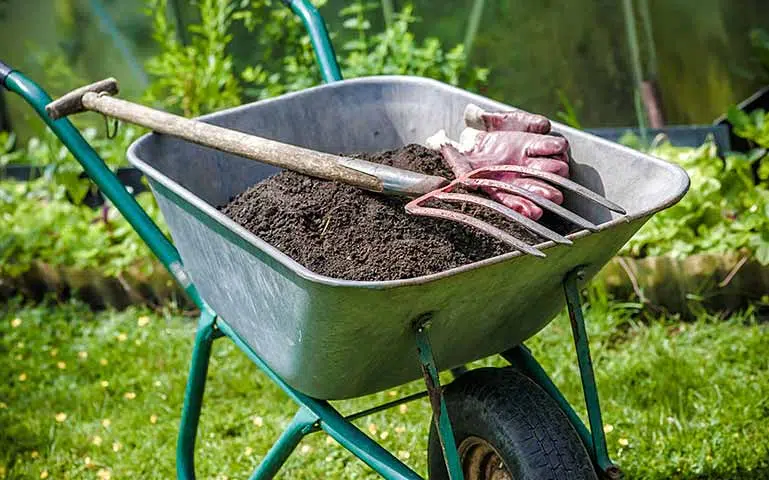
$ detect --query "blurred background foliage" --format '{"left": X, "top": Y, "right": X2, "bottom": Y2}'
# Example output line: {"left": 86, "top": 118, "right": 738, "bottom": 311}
{"left": 1, "top": 0, "right": 769, "bottom": 141}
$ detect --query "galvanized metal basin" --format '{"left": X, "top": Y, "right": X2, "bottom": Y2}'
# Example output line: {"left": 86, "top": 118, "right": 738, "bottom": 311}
{"left": 127, "top": 76, "right": 689, "bottom": 400}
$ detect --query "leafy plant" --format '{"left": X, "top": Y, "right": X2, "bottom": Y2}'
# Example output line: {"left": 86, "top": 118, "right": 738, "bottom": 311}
{"left": 0, "top": 178, "right": 166, "bottom": 277}
{"left": 144, "top": 0, "right": 242, "bottom": 116}
{"left": 149, "top": 0, "right": 487, "bottom": 111}
{"left": 555, "top": 88, "right": 582, "bottom": 129}
{"left": 621, "top": 139, "right": 769, "bottom": 264}
{"left": 337, "top": 3, "right": 488, "bottom": 88}
{"left": 727, "top": 107, "right": 769, "bottom": 150}
{"left": 1, "top": 126, "right": 141, "bottom": 204}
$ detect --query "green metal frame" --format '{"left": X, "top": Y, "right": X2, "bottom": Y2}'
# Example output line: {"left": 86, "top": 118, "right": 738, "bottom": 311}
{"left": 1, "top": 3, "right": 621, "bottom": 478}
{"left": 281, "top": 0, "right": 343, "bottom": 83}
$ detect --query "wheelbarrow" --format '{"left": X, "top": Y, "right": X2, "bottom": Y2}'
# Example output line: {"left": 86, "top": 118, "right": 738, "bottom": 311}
{"left": 0, "top": 1, "right": 689, "bottom": 478}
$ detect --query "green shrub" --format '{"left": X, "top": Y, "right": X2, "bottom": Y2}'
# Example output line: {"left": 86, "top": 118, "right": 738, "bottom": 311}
{"left": 621, "top": 111, "right": 769, "bottom": 264}
{"left": 0, "top": 178, "right": 165, "bottom": 277}
{"left": 147, "top": 0, "right": 487, "bottom": 114}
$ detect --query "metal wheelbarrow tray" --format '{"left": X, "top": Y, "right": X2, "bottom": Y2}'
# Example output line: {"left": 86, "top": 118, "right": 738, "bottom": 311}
{"left": 127, "top": 75, "right": 689, "bottom": 400}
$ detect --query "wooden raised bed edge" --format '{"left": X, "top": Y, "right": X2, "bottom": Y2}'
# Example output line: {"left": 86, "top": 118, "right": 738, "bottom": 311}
{"left": 2, "top": 252, "right": 766, "bottom": 317}
{"left": 597, "top": 251, "right": 769, "bottom": 318}
{"left": 0, "top": 260, "right": 193, "bottom": 311}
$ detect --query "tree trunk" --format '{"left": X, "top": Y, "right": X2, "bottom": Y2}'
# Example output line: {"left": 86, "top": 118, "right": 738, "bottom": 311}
{"left": 641, "top": 78, "right": 665, "bottom": 128}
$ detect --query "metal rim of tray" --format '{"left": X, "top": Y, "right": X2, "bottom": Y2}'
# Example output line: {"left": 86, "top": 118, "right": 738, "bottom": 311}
{"left": 127, "top": 75, "right": 690, "bottom": 289}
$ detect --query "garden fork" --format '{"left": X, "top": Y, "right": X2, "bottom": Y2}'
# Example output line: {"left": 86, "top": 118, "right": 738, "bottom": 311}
{"left": 47, "top": 78, "right": 625, "bottom": 257}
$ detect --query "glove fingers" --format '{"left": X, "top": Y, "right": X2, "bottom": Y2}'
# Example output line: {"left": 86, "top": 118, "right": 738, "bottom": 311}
{"left": 484, "top": 111, "right": 551, "bottom": 134}
{"left": 525, "top": 158, "right": 570, "bottom": 177}
{"left": 510, "top": 177, "right": 564, "bottom": 204}
{"left": 525, "top": 136, "right": 569, "bottom": 157}
{"left": 486, "top": 173, "right": 564, "bottom": 205}
{"left": 483, "top": 187, "right": 544, "bottom": 220}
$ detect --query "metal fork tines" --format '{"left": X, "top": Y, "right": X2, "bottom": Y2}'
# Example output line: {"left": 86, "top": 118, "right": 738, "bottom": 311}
{"left": 464, "top": 165, "right": 627, "bottom": 214}
{"left": 459, "top": 178, "right": 599, "bottom": 232}
{"left": 404, "top": 196, "right": 547, "bottom": 258}
{"left": 405, "top": 165, "right": 626, "bottom": 257}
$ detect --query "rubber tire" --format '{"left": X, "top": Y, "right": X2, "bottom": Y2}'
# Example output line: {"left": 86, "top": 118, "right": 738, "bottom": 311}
{"left": 428, "top": 367, "right": 598, "bottom": 480}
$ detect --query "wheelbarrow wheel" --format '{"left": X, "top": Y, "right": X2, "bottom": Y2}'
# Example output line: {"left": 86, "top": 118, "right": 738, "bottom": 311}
{"left": 427, "top": 367, "right": 597, "bottom": 480}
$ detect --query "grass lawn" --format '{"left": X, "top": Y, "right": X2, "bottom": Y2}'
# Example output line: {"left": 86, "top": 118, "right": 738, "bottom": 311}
{"left": 1, "top": 295, "right": 768, "bottom": 479}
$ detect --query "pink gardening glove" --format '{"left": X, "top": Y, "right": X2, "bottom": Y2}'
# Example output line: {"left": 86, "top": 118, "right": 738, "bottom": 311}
{"left": 464, "top": 103, "right": 552, "bottom": 134}
{"left": 446, "top": 134, "right": 569, "bottom": 221}
{"left": 426, "top": 104, "right": 571, "bottom": 220}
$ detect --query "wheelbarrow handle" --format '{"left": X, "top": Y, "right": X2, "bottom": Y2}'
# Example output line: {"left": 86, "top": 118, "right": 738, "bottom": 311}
{"left": 46, "top": 78, "right": 449, "bottom": 196}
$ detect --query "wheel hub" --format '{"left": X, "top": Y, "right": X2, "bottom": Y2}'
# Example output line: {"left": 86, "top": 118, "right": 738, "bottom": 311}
{"left": 457, "top": 436, "right": 513, "bottom": 480}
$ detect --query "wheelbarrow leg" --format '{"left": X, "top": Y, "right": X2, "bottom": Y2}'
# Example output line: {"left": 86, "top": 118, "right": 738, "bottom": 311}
{"left": 214, "top": 319, "right": 423, "bottom": 480}
{"left": 563, "top": 269, "right": 622, "bottom": 480}
{"left": 247, "top": 407, "right": 316, "bottom": 480}
{"left": 414, "top": 315, "right": 465, "bottom": 480}
{"left": 177, "top": 309, "right": 220, "bottom": 480}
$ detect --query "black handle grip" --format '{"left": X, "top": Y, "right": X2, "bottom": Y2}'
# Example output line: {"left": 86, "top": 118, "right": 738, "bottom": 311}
{"left": 0, "top": 60, "right": 13, "bottom": 88}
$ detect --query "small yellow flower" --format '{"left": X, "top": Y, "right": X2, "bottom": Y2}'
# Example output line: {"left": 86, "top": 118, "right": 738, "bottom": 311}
{"left": 134, "top": 340, "right": 142, "bottom": 346}
{"left": 57, "top": 361, "right": 67, "bottom": 370}
{"left": 367, "top": 423, "right": 377, "bottom": 435}
{"left": 102, "top": 418, "right": 111, "bottom": 428}
{"left": 100, "top": 380, "right": 110, "bottom": 388}
{"left": 30, "top": 451, "right": 39, "bottom": 458}
{"left": 388, "top": 390, "right": 398, "bottom": 397}
{"left": 137, "top": 316, "right": 151, "bottom": 327}
{"left": 123, "top": 392, "right": 136, "bottom": 400}
{"left": 153, "top": 380, "right": 162, "bottom": 387}
{"left": 603, "top": 424, "right": 614, "bottom": 433}
{"left": 11, "top": 317, "right": 21, "bottom": 328}
{"left": 84, "top": 457, "right": 94, "bottom": 468}
{"left": 706, "top": 455, "right": 713, "bottom": 462}
{"left": 15, "top": 354, "right": 22, "bottom": 361}
{"left": 19, "top": 372, "right": 28, "bottom": 382}
{"left": 244, "top": 447, "right": 254, "bottom": 456}
{"left": 398, "top": 450, "right": 410, "bottom": 460}
{"left": 78, "top": 351, "right": 88, "bottom": 359}
{"left": 252, "top": 416, "right": 264, "bottom": 427}
{"left": 55, "top": 412, "right": 67, "bottom": 423}
{"left": 117, "top": 333, "right": 127, "bottom": 342}
{"left": 395, "top": 425, "right": 406, "bottom": 434}
{"left": 0, "top": 465, "right": 5, "bottom": 479}
{"left": 39, "top": 470, "right": 49, "bottom": 479}
{"left": 100, "top": 358, "right": 108, "bottom": 366}
{"left": 0, "top": 402, "right": 6, "bottom": 409}
{"left": 97, "top": 468, "right": 111, "bottom": 480}
{"left": 618, "top": 438, "right": 629, "bottom": 447}
{"left": 50, "top": 349, "right": 58, "bottom": 358}
{"left": 326, "top": 436, "right": 335, "bottom": 445}
{"left": 16, "top": 341, "right": 24, "bottom": 348}
{"left": 150, "top": 414, "right": 158, "bottom": 424}
{"left": 112, "top": 442, "right": 122, "bottom": 452}
{"left": 399, "top": 404, "right": 408, "bottom": 414}
{"left": 379, "top": 431, "right": 389, "bottom": 440}
{"left": 93, "top": 435, "right": 103, "bottom": 446}
{"left": 300, "top": 445, "right": 312, "bottom": 455}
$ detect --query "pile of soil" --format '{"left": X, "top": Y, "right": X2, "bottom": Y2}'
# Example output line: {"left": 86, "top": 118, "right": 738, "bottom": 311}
{"left": 220, "top": 144, "right": 572, "bottom": 281}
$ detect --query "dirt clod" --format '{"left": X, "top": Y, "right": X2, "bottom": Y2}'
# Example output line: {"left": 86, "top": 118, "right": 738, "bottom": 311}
{"left": 220, "top": 144, "right": 572, "bottom": 281}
